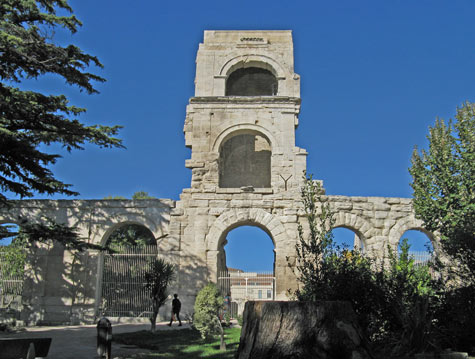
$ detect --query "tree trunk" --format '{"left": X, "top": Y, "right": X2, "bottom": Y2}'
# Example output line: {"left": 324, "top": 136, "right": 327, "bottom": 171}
{"left": 150, "top": 299, "right": 158, "bottom": 332}
{"left": 236, "top": 301, "right": 374, "bottom": 359}
{"left": 219, "top": 320, "right": 226, "bottom": 351}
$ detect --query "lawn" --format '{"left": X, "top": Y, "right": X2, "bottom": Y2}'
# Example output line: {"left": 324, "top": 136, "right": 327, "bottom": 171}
{"left": 113, "top": 326, "right": 241, "bottom": 359}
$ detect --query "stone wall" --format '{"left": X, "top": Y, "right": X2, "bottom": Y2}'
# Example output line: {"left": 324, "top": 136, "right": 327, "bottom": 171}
{"left": 0, "top": 199, "right": 174, "bottom": 324}
{"left": 0, "top": 30, "right": 439, "bottom": 324}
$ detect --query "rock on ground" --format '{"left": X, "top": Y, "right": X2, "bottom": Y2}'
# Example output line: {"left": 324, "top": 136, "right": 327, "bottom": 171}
{"left": 235, "top": 301, "right": 374, "bottom": 359}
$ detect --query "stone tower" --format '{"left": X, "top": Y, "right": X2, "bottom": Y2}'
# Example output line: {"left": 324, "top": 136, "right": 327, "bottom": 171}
{"left": 168, "top": 31, "right": 308, "bottom": 300}
{"left": 0, "top": 30, "right": 434, "bottom": 324}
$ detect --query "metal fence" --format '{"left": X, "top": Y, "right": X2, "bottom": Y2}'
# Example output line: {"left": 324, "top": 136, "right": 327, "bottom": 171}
{"left": 218, "top": 271, "right": 275, "bottom": 318}
{"left": 100, "top": 245, "right": 158, "bottom": 317}
{"left": 408, "top": 251, "right": 433, "bottom": 267}
{"left": 0, "top": 250, "right": 25, "bottom": 319}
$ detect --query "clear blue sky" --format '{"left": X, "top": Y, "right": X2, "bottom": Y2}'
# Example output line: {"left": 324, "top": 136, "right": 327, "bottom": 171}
{"left": 7, "top": 1, "right": 474, "bottom": 269}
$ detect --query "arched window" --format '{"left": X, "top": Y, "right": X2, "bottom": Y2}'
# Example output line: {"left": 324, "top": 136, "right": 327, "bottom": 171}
{"left": 219, "top": 133, "right": 271, "bottom": 188}
{"left": 225, "top": 67, "right": 277, "bottom": 96}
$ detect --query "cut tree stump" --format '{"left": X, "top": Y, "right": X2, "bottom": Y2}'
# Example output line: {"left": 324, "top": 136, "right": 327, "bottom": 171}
{"left": 235, "top": 301, "right": 374, "bottom": 359}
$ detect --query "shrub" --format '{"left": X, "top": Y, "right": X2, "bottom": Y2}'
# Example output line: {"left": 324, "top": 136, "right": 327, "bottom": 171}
{"left": 293, "top": 174, "right": 444, "bottom": 357}
{"left": 237, "top": 314, "right": 243, "bottom": 327}
{"left": 193, "top": 283, "right": 224, "bottom": 340}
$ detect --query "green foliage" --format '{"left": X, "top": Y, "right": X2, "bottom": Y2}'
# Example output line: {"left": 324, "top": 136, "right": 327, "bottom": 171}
{"left": 410, "top": 102, "right": 475, "bottom": 353}
{"left": 0, "top": 239, "right": 26, "bottom": 280}
{"left": 409, "top": 102, "right": 475, "bottom": 282}
{"left": 103, "top": 191, "right": 156, "bottom": 200}
{"left": 193, "top": 283, "right": 224, "bottom": 340}
{"left": 0, "top": 219, "right": 103, "bottom": 252}
{"left": 132, "top": 191, "right": 155, "bottom": 200}
{"left": 106, "top": 224, "right": 155, "bottom": 250}
{"left": 236, "top": 314, "right": 243, "bottom": 327}
{"left": 436, "top": 284, "right": 475, "bottom": 352}
{"left": 294, "top": 175, "right": 381, "bottom": 335}
{"left": 293, "top": 174, "right": 443, "bottom": 356}
{"left": 374, "top": 240, "right": 442, "bottom": 356}
{"left": 144, "top": 258, "right": 175, "bottom": 331}
{"left": 0, "top": 0, "right": 123, "bottom": 204}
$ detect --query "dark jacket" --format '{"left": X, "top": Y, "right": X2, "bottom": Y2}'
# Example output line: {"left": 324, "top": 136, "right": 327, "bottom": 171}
{"left": 172, "top": 298, "right": 181, "bottom": 313}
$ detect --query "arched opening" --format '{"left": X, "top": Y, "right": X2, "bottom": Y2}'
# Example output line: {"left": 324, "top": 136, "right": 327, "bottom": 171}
{"left": 226, "top": 67, "right": 278, "bottom": 96}
{"left": 99, "top": 223, "right": 158, "bottom": 317}
{"left": 332, "top": 226, "right": 365, "bottom": 252}
{"left": 0, "top": 223, "right": 25, "bottom": 317}
{"left": 398, "top": 229, "right": 434, "bottom": 266}
{"left": 219, "top": 133, "right": 271, "bottom": 188}
{"left": 105, "top": 223, "right": 156, "bottom": 251}
{"left": 218, "top": 225, "right": 275, "bottom": 317}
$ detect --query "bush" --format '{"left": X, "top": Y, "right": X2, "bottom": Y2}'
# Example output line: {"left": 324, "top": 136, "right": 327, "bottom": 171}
{"left": 436, "top": 284, "right": 475, "bottom": 353}
{"left": 193, "top": 283, "right": 224, "bottom": 340}
{"left": 293, "top": 175, "right": 444, "bottom": 357}
{"left": 373, "top": 240, "right": 443, "bottom": 356}
{"left": 237, "top": 314, "right": 243, "bottom": 327}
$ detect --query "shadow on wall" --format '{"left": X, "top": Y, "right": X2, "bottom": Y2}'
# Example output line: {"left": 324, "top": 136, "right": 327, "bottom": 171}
{"left": 12, "top": 201, "right": 172, "bottom": 325}
{"left": 166, "top": 251, "right": 211, "bottom": 323}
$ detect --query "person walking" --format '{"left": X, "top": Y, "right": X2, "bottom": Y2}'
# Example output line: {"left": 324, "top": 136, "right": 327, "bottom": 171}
{"left": 168, "top": 293, "right": 182, "bottom": 326}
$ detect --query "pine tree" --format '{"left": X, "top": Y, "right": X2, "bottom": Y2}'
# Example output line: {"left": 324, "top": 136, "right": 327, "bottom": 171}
{"left": 0, "top": 0, "right": 123, "bottom": 204}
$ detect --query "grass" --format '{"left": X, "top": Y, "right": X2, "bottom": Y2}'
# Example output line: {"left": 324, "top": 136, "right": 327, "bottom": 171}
{"left": 113, "top": 326, "right": 241, "bottom": 359}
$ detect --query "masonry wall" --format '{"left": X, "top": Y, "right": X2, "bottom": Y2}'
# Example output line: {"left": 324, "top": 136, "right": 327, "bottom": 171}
{"left": 0, "top": 199, "right": 174, "bottom": 324}
{"left": 0, "top": 30, "right": 438, "bottom": 325}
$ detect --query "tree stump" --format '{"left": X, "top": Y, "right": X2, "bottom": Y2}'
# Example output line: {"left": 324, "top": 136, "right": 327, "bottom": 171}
{"left": 235, "top": 301, "right": 374, "bottom": 359}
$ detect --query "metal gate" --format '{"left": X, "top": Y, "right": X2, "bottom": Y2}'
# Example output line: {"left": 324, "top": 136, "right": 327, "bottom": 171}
{"left": 218, "top": 271, "right": 275, "bottom": 318}
{"left": 100, "top": 245, "right": 157, "bottom": 317}
{"left": 0, "top": 249, "right": 25, "bottom": 320}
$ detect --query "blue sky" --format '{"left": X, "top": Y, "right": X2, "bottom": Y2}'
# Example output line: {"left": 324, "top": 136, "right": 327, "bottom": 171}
{"left": 5, "top": 1, "right": 474, "bottom": 269}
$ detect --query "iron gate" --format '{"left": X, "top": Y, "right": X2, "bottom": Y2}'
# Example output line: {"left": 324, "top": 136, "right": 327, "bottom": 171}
{"left": 100, "top": 245, "right": 157, "bottom": 317}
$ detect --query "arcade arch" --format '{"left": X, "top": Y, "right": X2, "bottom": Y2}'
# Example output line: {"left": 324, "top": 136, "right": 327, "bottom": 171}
{"left": 220, "top": 225, "right": 275, "bottom": 273}
{"left": 103, "top": 222, "right": 156, "bottom": 250}
{"left": 97, "top": 222, "right": 158, "bottom": 317}
{"left": 389, "top": 216, "right": 437, "bottom": 251}
{"left": 0, "top": 222, "right": 20, "bottom": 246}
{"left": 332, "top": 212, "right": 371, "bottom": 250}
{"left": 218, "top": 224, "right": 276, "bottom": 315}
{"left": 331, "top": 226, "right": 365, "bottom": 252}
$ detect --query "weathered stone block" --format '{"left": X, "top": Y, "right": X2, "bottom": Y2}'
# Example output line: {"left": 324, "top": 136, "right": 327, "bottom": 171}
{"left": 236, "top": 301, "right": 373, "bottom": 359}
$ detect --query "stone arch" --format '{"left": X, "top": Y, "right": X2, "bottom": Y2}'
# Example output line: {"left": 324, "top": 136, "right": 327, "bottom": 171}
{"left": 388, "top": 215, "right": 438, "bottom": 251}
{"left": 212, "top": 124, "right": 276, "bottom": 153}
{"left": 217, "top": 130, "right": 272, "bottom": 188}
{"left": 95, "top": 218, "right": 160, "bottom": 317}
{"left": 207, "top": 208, "right": 287, "bottom": 251}
{"left": 332, "top": 212, "right": 373, "bottom": 249}
{"left": 99, "top": 214, "right": 162, "bottom": 247}
{"left": 219, "top": 54, "right": 286, "bottom": 79}
{"left": 206, "top": 208, "right": 288, "bottom": 280}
